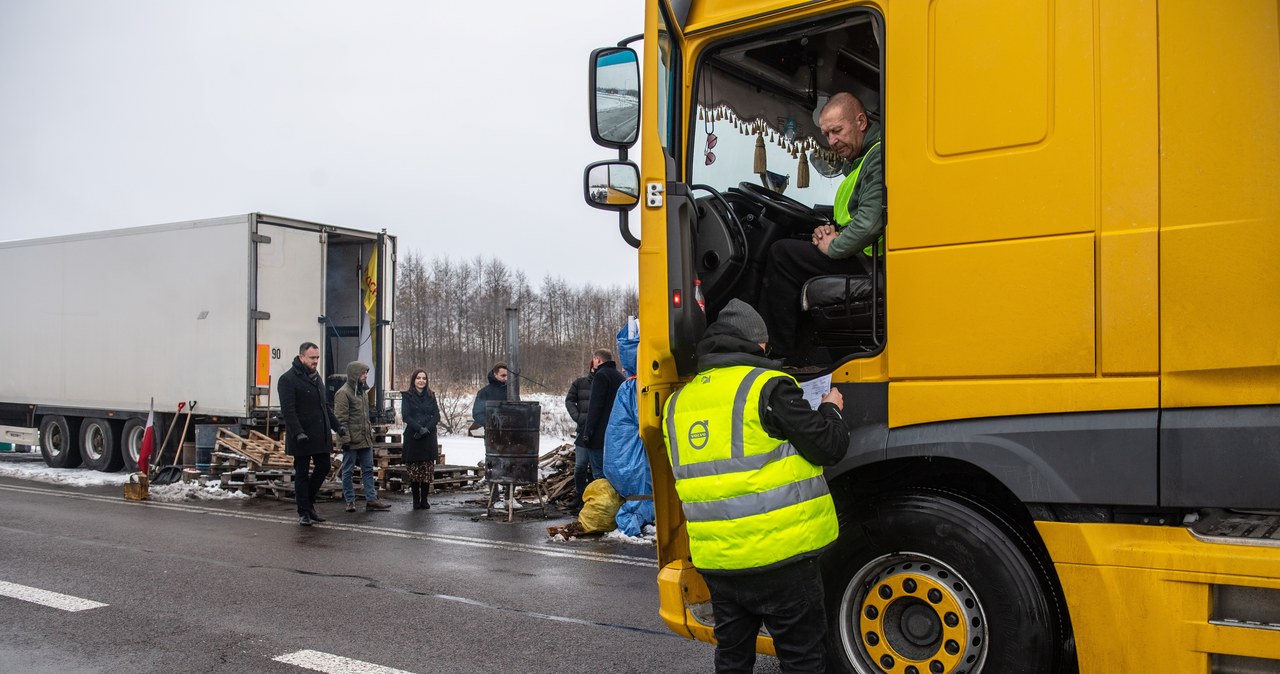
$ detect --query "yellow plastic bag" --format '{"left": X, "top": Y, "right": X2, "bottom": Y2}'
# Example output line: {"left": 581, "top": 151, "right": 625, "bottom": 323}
{"left": 578, "top": 478, "right": 623, "bottom": 533}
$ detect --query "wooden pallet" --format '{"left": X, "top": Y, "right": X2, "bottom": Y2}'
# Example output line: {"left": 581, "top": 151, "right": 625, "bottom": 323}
{"left": 214, "top": 428, "right": 291, "bottom": 468}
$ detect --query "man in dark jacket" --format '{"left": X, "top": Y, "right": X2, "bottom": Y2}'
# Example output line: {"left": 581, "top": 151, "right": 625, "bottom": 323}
{"left": 472, "top": 362, "right": 513, "bottom": 505}
{"left": 663, "top": 299, "right": 847, "bottom": 672}
{"left": 278, "top": 342, "right": 344, "bottom": 526}
{"left": 577, "top": 349, "right": 624, "bottom": 501}
{"left": 469, "top": 362, "right": 510, "bottom": 434}
{"left": 565, "top": 358, "right": 595, "bottom": 511}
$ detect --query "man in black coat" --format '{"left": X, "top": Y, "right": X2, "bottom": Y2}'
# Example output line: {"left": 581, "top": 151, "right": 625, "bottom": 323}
{"left": 278, "top": 342, "right": 344, "bottom": 526}
{"left": 565, "top": 358, "right": 595, "bottom": 511}
{"left": 469, "top": 362, "right": 510, "bottom": 435}
{"left": 577, "top": 348, "right": 624, "bottom": 502}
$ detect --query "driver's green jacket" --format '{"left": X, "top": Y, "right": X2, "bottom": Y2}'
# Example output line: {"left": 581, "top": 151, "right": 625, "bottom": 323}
{"left": 828, "top": 122, "right": 885, "bottom": 260}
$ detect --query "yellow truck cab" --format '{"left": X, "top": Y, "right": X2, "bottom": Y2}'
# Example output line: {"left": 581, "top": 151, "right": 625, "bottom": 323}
{"left": 583, "top": 1, "right": 1280, "bottom": 672}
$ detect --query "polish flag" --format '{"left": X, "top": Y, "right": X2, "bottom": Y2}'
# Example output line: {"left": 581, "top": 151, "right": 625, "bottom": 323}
{"left": 137, "top": 407, "right": 156, "bottom": 472}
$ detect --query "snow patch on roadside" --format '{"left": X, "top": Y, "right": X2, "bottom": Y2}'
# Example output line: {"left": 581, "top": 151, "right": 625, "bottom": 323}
{"left": 149, "top": 482, "right": 250, "bottom": 502}
{"left": 0, "top": 463, "right": 130, "bottom": 487}
{"left": 605, "top": 525, "right": 657, "bottom": 546}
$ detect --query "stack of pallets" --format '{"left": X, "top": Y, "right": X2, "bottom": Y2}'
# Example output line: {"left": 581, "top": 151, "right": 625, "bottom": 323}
{"left": 208, "top": 428, "right": 339, "bottom": 500}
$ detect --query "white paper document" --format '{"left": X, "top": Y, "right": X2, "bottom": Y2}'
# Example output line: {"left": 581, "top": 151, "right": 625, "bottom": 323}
{"left": 798, "top": 375, "right": 833, "bottom": 410}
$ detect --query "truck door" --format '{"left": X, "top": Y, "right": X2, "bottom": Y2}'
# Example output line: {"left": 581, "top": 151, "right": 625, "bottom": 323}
{"left": 642, "top": 0, "right": 704, "bottom": 378}
{"left": 253, "top": 221, "right": 326, "bottom": 413}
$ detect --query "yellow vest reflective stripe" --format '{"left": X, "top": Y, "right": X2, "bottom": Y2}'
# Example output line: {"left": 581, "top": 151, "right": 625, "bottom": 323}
{"left": 832, "top": 140, "right": 883, "bottom": 257}
{"left": 663, "top": 365, "right": 839, "bottom": 571}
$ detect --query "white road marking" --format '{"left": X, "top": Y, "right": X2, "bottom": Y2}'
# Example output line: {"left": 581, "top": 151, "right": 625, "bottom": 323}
{"left": 0, "top": 483, "right": 654, "bottom": 567}
{"left": 0, "top": 580, "right": 107, "bottom": 612}
{"left": 273, "top": 649, "right": 416, "bottom": 674}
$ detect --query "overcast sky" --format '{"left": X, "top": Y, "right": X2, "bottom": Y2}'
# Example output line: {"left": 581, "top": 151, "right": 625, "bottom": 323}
{"left": 0, "top": 1, "right": 645, "bottom": 288}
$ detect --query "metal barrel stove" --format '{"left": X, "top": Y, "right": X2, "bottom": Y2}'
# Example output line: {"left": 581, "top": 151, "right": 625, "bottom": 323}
{"left": 483, "top": 401, "right": 541, "bottom": 485}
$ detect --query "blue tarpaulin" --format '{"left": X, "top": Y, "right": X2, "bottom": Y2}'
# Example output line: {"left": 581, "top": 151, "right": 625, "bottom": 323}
{"left": 603, "top": 317, "right": 653, "bottom": 536}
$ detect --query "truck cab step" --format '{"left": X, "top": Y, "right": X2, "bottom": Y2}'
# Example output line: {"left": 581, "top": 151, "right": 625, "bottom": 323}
{"left": 1190, "top": 509, "right": 1280, "bottom": 547}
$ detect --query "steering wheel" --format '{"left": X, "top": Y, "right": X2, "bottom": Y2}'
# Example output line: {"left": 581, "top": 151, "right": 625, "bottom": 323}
{"left": 733, "top": 181, "right": 829, "bottom": 230}
{"left": 690, "top": 183, "right": 749, "bottom": 293}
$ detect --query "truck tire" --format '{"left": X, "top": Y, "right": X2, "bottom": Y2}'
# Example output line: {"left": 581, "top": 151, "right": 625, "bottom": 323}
{"left": 79, "top": 418, "right": 123, "bottom": 472}
{"left": 120, "top": 417, "right": 147, "bottom": 472}
{"left": 823, "top": 489, "right": 1074, "bottom": 674}
{"left": 39, "top": 415, "right": 82, "bottom": 468}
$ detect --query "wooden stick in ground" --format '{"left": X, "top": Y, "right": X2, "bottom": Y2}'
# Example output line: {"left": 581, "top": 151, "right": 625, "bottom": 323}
{"left": 150, "top": 402, "right": 185, "bottom": 476}
{"left": 171, "top": 401, "right": 197, "bottom": 467}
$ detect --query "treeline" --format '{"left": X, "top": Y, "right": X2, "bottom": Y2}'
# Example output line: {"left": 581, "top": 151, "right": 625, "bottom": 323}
{"left": 393, "top": 252, "right": 638, "bottom": 400}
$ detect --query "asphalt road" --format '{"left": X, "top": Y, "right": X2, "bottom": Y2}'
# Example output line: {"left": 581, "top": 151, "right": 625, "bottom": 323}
{"left": 0, "top": 475, "right": 784, "bottom": 673}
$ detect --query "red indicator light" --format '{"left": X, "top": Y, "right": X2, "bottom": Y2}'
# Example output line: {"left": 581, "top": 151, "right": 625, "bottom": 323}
{"left": 673, "top": 289, "right": 683, "bottom": 308}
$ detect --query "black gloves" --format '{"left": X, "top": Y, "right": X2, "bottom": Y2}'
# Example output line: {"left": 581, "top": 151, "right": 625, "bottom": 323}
{"left": 296, "top": 433, "right": 309, "bottom": 443}
{"left": 414, "top": 429, "right": 426, "bottom": 439}
{"left": 336, "top": 425, "right": 347, "bottom": 436}
{"left": 342, "top": 444, "right": 350, "bottom": 451}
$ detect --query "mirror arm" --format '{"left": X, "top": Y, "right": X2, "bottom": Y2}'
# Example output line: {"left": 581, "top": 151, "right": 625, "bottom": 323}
{"left": 619, "top": 211, "right": 641, "bottom": 249}
{"left": 617, "top": 34, "right": 644, "bottom": 48}
{"left": 615, "top": 146, "right": 640, "bottom": 248}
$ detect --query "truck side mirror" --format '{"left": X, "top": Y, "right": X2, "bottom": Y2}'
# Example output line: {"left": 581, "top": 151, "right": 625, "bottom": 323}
{"left": 589, "top": 47, "right": 639, "bottom": 149}
{"left": 583, "top": 160, "right": 640, "bottom": 211}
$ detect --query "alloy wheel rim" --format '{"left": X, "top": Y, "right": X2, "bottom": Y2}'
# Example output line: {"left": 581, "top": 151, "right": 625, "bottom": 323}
{"left": 840, "top": 552, "right": 989, "bottom": 674}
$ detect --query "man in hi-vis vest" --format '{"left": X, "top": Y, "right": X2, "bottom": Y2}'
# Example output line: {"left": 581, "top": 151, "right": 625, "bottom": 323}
{"left": 663, "top": 299, "right": 849, "bottom": 673}
{"left": 759, "top": 91, "right": 885, "bottom": 360}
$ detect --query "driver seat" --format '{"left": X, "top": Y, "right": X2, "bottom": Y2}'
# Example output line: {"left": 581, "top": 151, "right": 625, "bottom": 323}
{"left": 798, "top": 250, "right": 884, "bottom": 357}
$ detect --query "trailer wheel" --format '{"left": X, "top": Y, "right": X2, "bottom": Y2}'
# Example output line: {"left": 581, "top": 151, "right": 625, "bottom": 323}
{"left": 39, "top": 415, "right": 82, "bottom": 468}
{"left": 823, "top": 489, "right": 1073, "bottom": 674}
{"left": 120, "top": 417, "right": 147, "bottom": 472}
{"left": 79, "top": 418, "right": 123, "bottom": 472}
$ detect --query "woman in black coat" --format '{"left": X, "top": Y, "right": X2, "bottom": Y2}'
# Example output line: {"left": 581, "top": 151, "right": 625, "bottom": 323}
{"left": 402, "top": 369, "right": 441, "bottom": 509}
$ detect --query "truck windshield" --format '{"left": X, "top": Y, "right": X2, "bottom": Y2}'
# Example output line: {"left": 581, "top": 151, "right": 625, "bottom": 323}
{"left": 689, "top": 12, "right": 881, "bottom": 209}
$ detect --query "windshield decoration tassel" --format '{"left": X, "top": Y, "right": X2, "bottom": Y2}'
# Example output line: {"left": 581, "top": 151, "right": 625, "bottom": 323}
{"left": 797, "top": 150, "right": 810, "bottom": 189}
{"left": 754, "top": 131, "right": 767, "bottom": 174}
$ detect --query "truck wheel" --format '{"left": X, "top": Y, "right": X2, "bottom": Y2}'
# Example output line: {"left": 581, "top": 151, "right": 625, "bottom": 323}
{"left": 39, "top": 416, "right": 82, "bottom": 468}
{"left": 823, "top": 489, "right": 1073, "bottom": 674}
{"left": 120, "top": 417, "right": 147, "bottom": 472}
{"left": 79, "top": 418, "right": 123, "bottom": 472}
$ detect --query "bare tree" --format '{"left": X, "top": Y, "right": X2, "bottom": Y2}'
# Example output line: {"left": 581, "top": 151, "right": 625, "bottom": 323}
{"left": 393, "top": 253, "right": 637, "bottom": 398}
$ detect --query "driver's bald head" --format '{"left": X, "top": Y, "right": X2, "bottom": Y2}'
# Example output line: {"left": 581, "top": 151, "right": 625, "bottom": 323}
{"left": 819, "top": 92, "right": 870, "bottom": 160}
{"left": 822, "top": 92, "right": 865, "bottom": 122}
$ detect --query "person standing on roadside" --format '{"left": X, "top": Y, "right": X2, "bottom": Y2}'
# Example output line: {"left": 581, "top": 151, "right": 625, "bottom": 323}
{"left": 334, "top": 361, "right": 391, "bottom": 512}
{"left": 402, "top": 369, "right": 440, "bottom": 510}
{"left": 278, "top": 342, "right": 344, "bottom": 527}
{"left": 578, "top": 349, "right": 624, "bottom": 491}
{"left": 663, "top": 299, "right": 849, "bottom": 672}
{"left": 472, "top": 362, "right": 515, "bottom": 505}
{"left": 565, "top": 356, "right": 595, "bottom": 512}
{"left": 470, "top": 362, "right": 510, "bottom": 434}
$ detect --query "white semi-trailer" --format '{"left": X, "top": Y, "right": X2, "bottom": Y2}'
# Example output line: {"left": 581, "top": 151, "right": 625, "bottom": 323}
{"left": 0, "top": 213, "right": 396, "bottom": 471}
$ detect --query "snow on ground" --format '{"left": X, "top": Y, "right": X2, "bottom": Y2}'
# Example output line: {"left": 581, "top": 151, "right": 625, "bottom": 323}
{"left": 550, "top": 525, "right": 657, "bottom": 545}
{"left": 0, "top": 461, "right": 131, "bottom": 488}
{"left": 149, "top": 482, "right": 251, "bottom": 502}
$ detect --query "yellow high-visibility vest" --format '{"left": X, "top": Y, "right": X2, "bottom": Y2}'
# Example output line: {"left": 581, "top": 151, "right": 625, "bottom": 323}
{"left": 833, "top": 140, "right": 883, "bottom": 257}
{"left": 663, "top": 365, "right": 838, "bottom": 571}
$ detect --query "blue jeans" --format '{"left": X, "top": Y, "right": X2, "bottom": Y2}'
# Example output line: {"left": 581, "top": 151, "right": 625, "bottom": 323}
{"left": 702, "top": 557, "right": 828, "bottom": 673}
{"left": 340, "top": 447, "right": 377, "bottom": 503}
{"left": 573, "top": 445, "right": 607, "bottom": 507}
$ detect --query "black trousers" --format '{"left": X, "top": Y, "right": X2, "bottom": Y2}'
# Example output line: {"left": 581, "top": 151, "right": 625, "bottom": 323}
{"left": 760, "top": 238, "right": 866, "bottom": 358}
{"left": 702, "top": 557, "right": 828, "bottom": 674}
{"left": 293, "top": 452, "right": 331, "bottom": 515}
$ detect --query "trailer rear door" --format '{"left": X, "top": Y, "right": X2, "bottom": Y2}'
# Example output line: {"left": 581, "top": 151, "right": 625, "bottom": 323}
{"left": 253, "top": 223, "right": 326, "bottom": 412}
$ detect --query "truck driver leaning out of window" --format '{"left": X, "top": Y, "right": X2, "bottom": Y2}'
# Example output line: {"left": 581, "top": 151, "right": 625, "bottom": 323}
{"left": 759, "top": 92, "right": 885, "bottom": 361}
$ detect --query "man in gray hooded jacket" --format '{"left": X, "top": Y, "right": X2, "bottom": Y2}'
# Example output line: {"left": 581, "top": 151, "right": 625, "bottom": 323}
{"left": 334, "top": 361, "right": 391, "bottom": 512}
